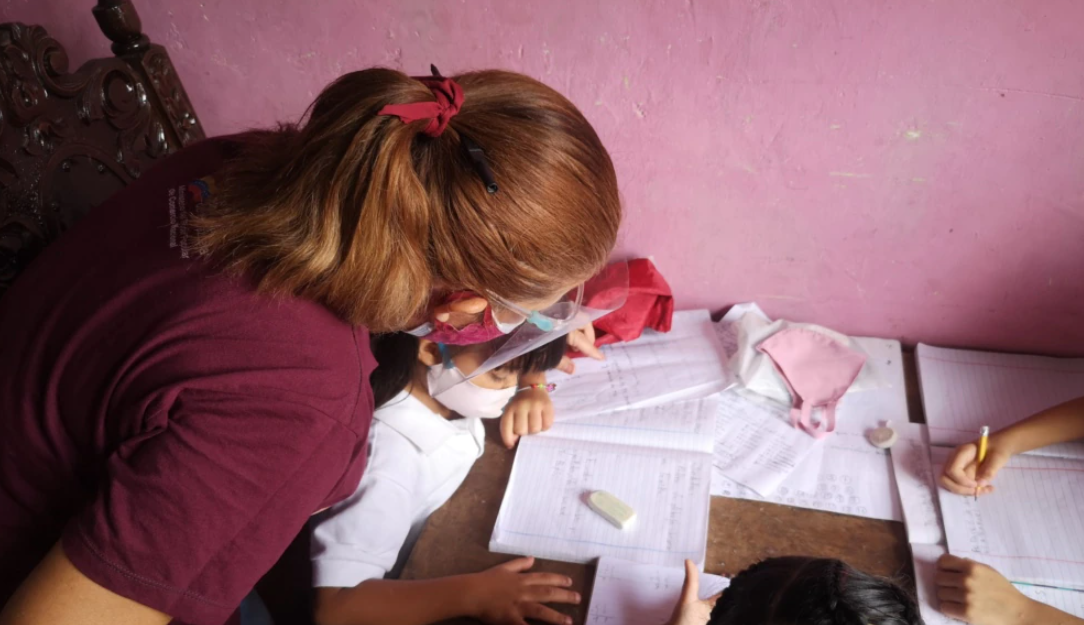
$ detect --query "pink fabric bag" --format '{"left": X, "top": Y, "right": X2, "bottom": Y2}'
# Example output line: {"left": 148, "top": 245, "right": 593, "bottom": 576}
{"left": 757, "top": 328, "right": 868, "bottom": 439}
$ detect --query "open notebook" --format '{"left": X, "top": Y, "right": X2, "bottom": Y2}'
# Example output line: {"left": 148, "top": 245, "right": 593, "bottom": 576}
{"left": 933, "top": 447, "right": 1084, "bottom": 591}
{"left": 548, "top": 310, "right": 731, "bottom": 420}
{"left": 916, "top": 344, "right": 1084, "bottom": 459}
{"left": 489, "top": 398, "right": 717, "bottom": 568}
{"left": 586, "top": 557, "right": 729, "bottom": 625}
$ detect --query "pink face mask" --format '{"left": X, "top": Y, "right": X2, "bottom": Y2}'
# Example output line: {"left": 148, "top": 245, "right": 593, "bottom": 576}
{"left": 757, "top": 328, "right": 867, "bottom": 439}
{"left": 412, "top": 292, "right": 516, "bottom": 346}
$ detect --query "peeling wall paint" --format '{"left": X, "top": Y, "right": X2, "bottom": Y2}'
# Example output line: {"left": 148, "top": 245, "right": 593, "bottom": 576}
{"left": 3, "top": 0, "right": 1084, "bottom": 355}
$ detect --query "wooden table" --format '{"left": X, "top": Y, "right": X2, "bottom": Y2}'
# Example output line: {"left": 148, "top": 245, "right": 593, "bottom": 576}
{"left": 401, "top": 353, "right": 927, "bottom": 624}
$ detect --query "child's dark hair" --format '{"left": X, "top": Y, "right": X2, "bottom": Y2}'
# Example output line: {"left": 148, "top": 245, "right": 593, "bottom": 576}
{"left": 369, "top": 333, "right": 568, "bottom": 407}
{"left": 710, "top": 557, "right": 923, "bottom": 625}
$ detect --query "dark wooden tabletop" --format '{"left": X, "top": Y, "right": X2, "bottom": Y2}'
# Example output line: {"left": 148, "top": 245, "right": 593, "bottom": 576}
{"left": 400, "top": 352, "right": 926, "bottom": 624}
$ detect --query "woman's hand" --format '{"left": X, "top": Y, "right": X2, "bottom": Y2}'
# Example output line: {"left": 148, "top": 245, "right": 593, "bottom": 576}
{"left": 500, "top": 385, "right": 555, "bottom": 449}
{"left": 940, "top": 436, "right": 1014, "bottom": 497}
{"left": 464, "top": 557, "right": 580, "bottom": 625}
{"left": 935, "top": 555, "right": 1039, "bottom": 625}
{"left": 666, "top": 560, "right": 719, "bottom": 625}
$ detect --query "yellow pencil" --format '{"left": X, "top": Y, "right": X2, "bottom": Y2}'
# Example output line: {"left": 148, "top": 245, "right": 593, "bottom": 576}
{"left": 975, "top": 426, "right": 990, "bottom": 500}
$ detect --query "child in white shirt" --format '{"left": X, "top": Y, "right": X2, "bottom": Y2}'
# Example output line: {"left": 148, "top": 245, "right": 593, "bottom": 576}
{"left": 310, "top": 333, "right": 576, "bottom": 625}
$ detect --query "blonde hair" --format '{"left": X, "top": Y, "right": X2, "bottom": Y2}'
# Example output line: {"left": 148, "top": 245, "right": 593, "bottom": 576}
{"left": 193, "top": 68, "right": 621, "bottom": 331}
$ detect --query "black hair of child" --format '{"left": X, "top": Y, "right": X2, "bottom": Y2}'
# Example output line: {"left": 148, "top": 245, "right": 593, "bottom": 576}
{"left": 710, "top": 557, "right": 924, "bottom": 625}
{"left": 369, "top": 332, "right": 568, "bottom": 408}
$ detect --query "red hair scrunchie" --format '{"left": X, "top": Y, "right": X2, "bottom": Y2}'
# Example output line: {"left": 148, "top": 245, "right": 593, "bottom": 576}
{"left": 378, "top": 65, "right": 464, "bottom": 137}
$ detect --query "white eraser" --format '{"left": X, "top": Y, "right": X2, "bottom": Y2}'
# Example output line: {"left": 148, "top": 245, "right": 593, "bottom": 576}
{"left": 868, "top": 425, "right": 898, "bottom": 449}
{"left": 588, "top": 490, "right": 636, "bottom": 529}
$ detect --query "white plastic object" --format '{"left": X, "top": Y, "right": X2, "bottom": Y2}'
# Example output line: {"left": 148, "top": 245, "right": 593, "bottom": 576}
{"left": 587, "top": 490, "right": 636, "bottom": 529}
{"left": 868, "top": 422, "right": 899, "bottom": 449}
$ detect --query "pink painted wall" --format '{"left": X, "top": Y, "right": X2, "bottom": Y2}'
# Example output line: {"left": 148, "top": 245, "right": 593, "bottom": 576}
{"left": 4, "top": 1, "right": 1084, "bottom": 355}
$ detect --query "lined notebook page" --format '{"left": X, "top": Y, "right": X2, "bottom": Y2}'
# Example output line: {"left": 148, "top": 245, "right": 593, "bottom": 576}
{"left": 549, "top": 310, "right": 730, "bottom": 420}
{"left": 712, "top": 391, "right": 822, "bottom": 496}
{"left": 539, "top": 398, "right": 717, "bottom": 454}
{"left": 1016, "top": 584, "right": 1084, "bottom": 619}
{"left": 491, "top": 436, "right": 712, "bottom": 567}
{"left": 890, "top": 423, "right": 945, "bottom": 545}
{"left": 712, "top": 420, "right": 904, "bottom": 521}
{"left": 586, "top": 557, "right": 729, "bottom": 625}
{"left": 934, "top": 447, "right": 1084, "bottom": 590}
{"left": 916, "top": 344, "right": 1084, "bottom": 458}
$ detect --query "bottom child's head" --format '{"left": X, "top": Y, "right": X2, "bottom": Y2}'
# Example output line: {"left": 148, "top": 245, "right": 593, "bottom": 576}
{"left": 369, "top": 332, "right": 567, "bottom": 418}
{"left": 710, "top": 557, "right": 922, "bottom": 625}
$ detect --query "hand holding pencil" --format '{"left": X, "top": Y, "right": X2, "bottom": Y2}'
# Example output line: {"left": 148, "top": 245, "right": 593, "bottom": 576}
{"left": 940, "top": 426, "right": 1012, "bottom": 498}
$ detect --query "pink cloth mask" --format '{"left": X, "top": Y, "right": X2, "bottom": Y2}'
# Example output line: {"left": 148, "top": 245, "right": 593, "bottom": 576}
{"left": 411, "top": 292, "right": 518, "bottom": 346}
{"left": 757, "top": 328, "right": 867, "bottom": 439}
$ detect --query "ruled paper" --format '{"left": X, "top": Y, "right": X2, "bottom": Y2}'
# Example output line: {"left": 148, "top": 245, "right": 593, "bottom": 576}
{"left": 916, "top": 344, "right": 1084, "bottom": 459}
{"left": 890, "top": 423, "right": 945, "bottom": 545}
{"left": 711, "top": 391, "right": 823, "bottom": 496}
{"left": 539, "top": 397, "right": 718, "bottom": 454}
{"left": 586, "top": 557, "right": 730, "bottom": 625}
{"left": 934, "top": 447, "right": 1084, "bottom": 590}
{"left": 490, "top": 436, "right": 712, "bottom": 567}
{"left": 549, "top": 310, "right": 731, "bottom": 419}
{"left": 1016, "top": 584, "right": 1084, "bottom": 619}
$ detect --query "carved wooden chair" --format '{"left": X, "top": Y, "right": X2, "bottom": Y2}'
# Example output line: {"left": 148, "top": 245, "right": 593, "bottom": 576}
{"left": 0, "top": 0, "right": 204, "bottom": 297}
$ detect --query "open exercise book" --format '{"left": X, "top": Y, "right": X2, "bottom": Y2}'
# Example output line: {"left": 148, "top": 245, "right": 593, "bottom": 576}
{"left": 586, "top": 557, "right": 730, "bottom": 625}
{"left": 490, "top": 397, "right": 718, "bottom": 568}
{"left": 549, "top": 310, "right": 731, "bottom": 420}
{"left": 932, "top": 446, "right": 1084, "bottom": 591}
{"left": 916, "top": 344, "right": 1084, "bottom": 459}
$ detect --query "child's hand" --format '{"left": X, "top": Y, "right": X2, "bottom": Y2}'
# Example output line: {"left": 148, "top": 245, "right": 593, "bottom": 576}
{"left": 465, "top": 557, "right": 580, "bottom": 625}
{"left": 559, "top": 323, "right": 604, "bottom": 374}
{"left": 500, "top": 388, "right": 555, "bottom": 449}
{"left": 935, "top": 555, "right": 1037, "bottom": 625}
{"left": 940, "top": 436, "right": 1013, "bottom": 497}
{"left": 666, "top": 560, "right": 720, "bottom": 625}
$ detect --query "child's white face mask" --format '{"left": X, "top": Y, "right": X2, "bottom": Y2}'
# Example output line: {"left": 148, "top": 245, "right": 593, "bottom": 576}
{"left": 427, "top": 363, "right": 516, "bottom": 419}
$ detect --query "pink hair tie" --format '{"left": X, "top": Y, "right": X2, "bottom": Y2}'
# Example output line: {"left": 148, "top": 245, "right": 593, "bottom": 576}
{"left": 378, "top": 64, "right": 464, "bottom": 137}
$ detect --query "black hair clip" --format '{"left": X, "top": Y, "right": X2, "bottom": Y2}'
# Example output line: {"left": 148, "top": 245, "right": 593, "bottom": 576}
{"left": 462, "top": 135, "right": 499, "bottom": 194}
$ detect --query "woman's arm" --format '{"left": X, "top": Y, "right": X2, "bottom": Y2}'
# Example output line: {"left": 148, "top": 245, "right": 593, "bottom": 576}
{"left": 0, "top": 542, "right": 170, "bottom": 625}
{"left": 314, "top": 557, "right": 578, "bottom": 625}
{"left": 941, "top": 396, "right": 1084, "bottom": 496}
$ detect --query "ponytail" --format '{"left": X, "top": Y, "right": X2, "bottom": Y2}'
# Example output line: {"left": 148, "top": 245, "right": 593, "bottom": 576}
{"left": 193, "top": 68, "right": 621, "bottom": 332}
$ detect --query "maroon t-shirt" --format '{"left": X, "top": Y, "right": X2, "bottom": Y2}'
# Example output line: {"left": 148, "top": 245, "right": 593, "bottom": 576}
{"left": 0, "top": 138, "right": 375, "bottom": 624}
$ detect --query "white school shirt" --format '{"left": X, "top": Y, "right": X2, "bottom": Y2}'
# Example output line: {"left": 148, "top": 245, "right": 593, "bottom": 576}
{"left": 310, "top": 391, "right": 485, "bottom": 587}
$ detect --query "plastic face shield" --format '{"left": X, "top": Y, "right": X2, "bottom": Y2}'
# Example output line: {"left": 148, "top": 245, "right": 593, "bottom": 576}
{"left": 425, "top": 260, "right": 630, "bottom": 395}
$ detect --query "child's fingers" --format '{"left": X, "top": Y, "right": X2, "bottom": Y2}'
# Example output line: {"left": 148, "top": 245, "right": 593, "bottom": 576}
{"left": 500, "top": 556, "right": 535, "bottom": 573}
{"left": 935, "top": 570, "right": 967, "bottom": 588}
{"left": 522, "top": 573, "right": 574, "bottom": 587}
{"left": 500, "top": 415, "right": 518, "bottom": 449}
{"left": 943, "top": 444, "right": 979, "bottom": 488}
{"left": 556, "top": 356, "right": 575, "bottom": 375}
{"left": 542, "top": 402, "right": 556, "bottom": 431}
{"left": 939, "top": 473, "right": 979, "bottom": 496}
{"left": 528, "top": 404, "right": 544, "bottom": 434}
{"left": 938, "top": 600, "right": 968, "bottom": 620}
{"left": 520, "top": 585, "right": 581, "bottom": 605}
{"left": 976, "top": 451, "right": 1009, "bottom": 485}
{"left": 521, "top": 602, "right": 573, "bottom": 625}
{"left": 679, "top": 559, "right": 700, "bottom": 604}
{"left": 936, "top": 587, "right": 967, "bottom": 604}
{"left": 937, "top": 554, "right": 973, "bottom": 573}
{"left": 514, "top": 409, "right": 530, "bottom": 436}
